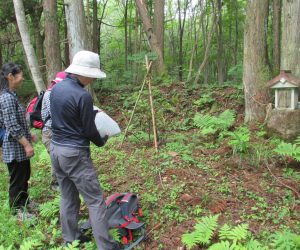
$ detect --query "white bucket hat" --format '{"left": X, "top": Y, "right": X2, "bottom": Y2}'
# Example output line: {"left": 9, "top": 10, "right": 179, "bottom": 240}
{"left": 65, "top": 50, "right": 106, "bottom": 79}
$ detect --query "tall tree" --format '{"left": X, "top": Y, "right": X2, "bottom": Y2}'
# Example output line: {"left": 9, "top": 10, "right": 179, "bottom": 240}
{"left": 135, "top": 0, "right": 165, "bottom": 74}
{"left": 153, "top": 0, "right": 164, "bottom": 58}
{"left": 272, "top": 0, "right": 281, "bottom": 76}
{"left": 216, "top": 0, "right": 225, "bottom": 84}
{"left": 243, "top": 0, "right": 270, "bottom": 123}
{"left": 43, "top": 0, "right": 62, "bottom": 84}
{"left": 177, "top": 0, "right": 189, "bottom": 81}
{"left": 64, "top": 0, "right": 91, "bottom": 59}
{"left": 92, "top": 0, "right": 99, "bottom": 53}
{"left": 12, "top": 0, "right": 46, "bottom": 93}
{"left": 281, "top": 0, "right": 300, "bottom": 77}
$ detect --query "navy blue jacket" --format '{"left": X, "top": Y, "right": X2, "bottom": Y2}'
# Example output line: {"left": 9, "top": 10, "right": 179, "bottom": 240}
{"left": 50, "top": 74, "right": 105, "bottom": 148}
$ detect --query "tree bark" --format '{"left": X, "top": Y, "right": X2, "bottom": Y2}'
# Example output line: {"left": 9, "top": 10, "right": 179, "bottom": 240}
{"left": 243, "top": 0, "right": 270, "bottom": 123}
{"left": 92, "top": 0, "right": 99, "bottom": 53}
{"left": 281, "top": 0, "right": 300, "bottom": 77}
{"left": 216, "top": 0, "right": 225, "bottom": 84}
{"left": 124, "top": 0, "right": 129, "bottom": 70}
{"left": 64, "top": 0, "right": 91, "bottom": 59}
{"left": 194, "top": 2, "right": 217, "bottom": 85}
{"left": 187, "top": 0, "right": 204, "bottom": 82}
{"left": 153, "top": 0, "right": 164, "bottom": 58}
{"left": 272, "top": 0, "right": 281, "bottom": 76}
{"left": 177, "top": 0, "right": 189, "bottom": 81}
{"left": 135, "top": 0, "right": 165, "bottom": 75}
{"left": 43, "top": 0, "right": 62, "bottom": 84}
{"left": 13, "top": 0, "right": 46, "bottom": 93}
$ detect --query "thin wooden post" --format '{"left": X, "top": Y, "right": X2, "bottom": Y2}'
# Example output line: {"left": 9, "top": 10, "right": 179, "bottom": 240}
{"left": 146, "top": 57, "right": 158, "bottom": 152}
{"left": 121, "top": 60, "right": 153, "bottom": 145}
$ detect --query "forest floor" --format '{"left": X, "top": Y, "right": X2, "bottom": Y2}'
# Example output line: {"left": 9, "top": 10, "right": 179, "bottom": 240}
{"left": 0, "top": 81, "right": 299, "bottom": 249}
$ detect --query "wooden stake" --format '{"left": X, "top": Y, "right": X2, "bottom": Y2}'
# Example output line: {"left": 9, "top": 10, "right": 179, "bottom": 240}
{"left": 147, "top": 70, "right": 158, "bottom": 152}
{"left": 121, "top": 60, "right": 153, "bottom": 145}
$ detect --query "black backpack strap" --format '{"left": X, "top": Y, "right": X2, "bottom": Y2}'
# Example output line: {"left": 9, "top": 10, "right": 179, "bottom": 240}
{"left": 120, "top": 193, "right": 137, "bottom": 220}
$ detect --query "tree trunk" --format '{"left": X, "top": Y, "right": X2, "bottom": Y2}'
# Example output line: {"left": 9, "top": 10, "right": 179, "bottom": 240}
{"left": 243, "top": 0, "right": 270, "bottom": 123}
{"left": 13, "top": 0, "right": 46, "bottom": 93}
{"left": 63, "top": 6, "right": 70, "bottom": 67}
{"left": 124, "top": 0, "right": 129, "bottom": 70}
{"left": 194, "top": 2, "right": 217, "bottom": 85}
{"left": 92, "top": 0, "right": 99, "bottom": 53}
{"left": 64, "top": 0, "right": 91, "bottom": 59}
{"left": 153, "top": 0, "right": 164, "bottom": 58}
{"left": 187, "top": 0, "right": 204, "bottom": 82}
{"left": 216, "top": 0, "right": 225, "bottom": 84}
{"left": 177, "top": 0, "right": 189, "bottom": 81}
{"left": 135, "top": 0, "right": 165, "bottom": 75}
{"left": 272, "top": 0, "right": 281, "bottom": 76}
{"left": 281, "top": 0, "right": 300, "bottom": 77}
{"left": 64, "top": 0, "right": 98, "bottom": 104}
{"left": 44, "top": 0, "right": 62, "bottom": 84}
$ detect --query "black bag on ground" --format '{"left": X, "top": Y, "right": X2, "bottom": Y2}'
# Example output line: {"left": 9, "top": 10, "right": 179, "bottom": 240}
{"left": 80, "top": 192, "right": 145, "bottom": 250}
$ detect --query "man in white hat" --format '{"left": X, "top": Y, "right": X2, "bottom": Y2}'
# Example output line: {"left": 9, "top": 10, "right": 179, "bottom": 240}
{"left": 49, "top": 50, "right": 120, "bottom": 250}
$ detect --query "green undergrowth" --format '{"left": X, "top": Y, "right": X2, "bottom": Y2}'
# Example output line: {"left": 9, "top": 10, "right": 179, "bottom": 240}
{"left": 0, "top": 83, "right": 299, "bottom": 249}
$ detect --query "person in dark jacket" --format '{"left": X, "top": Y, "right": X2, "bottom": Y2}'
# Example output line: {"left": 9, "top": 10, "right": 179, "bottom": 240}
{"left": 50, "top": 51, "right": 120, "bottom": 250}
{"left": 0, "top": 63, "right": 36, "bottom": 220}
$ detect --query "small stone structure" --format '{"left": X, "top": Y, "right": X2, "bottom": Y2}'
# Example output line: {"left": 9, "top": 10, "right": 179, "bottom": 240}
{"left": 267, "top": 70, "right": 300, "bottom": 140}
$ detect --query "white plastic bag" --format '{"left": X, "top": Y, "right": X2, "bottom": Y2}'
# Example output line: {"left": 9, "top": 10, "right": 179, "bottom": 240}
{"left": 94, "top": 106, "right": 121, "bottom": 138}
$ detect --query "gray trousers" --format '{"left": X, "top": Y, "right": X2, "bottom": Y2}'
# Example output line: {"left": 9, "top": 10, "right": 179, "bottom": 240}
{"left": 50, "top": 143, "right": 116, "bottom": 250}
{"left": 42, "top": 129, "right": 57, "bottom": 183}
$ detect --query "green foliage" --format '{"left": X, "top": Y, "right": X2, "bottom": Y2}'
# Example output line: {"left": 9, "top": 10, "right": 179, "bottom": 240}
{"left": 193, "top": 93, "right": 215, "bottom": 108}
{"left": 39, "top": 196, "right": 60, "bottom": 219}
{"left": 271, "top": 230, "right": 300, "bottom": 250}
{"left": 219, "top": 223, "right": 249, "bottom": 242}
{"left": 274, "top": 134, "right": 300, "bottom": 161}
{"left": 181, "top": 214, "right": 219, "bottom": 248}
{"left": 227, "top": 126, "right": 250, "bottom": 154}
{"left": 193, "top": 110, "right": 236, "bottom": 135}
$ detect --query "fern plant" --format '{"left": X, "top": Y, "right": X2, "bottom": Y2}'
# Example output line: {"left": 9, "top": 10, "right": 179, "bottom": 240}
{"left": 274, "top": 137, "right": 300, "bottom": 161}
{"left": 271, "top": 230, "right": 300, "bottom": 250}
{"left": 181, "top": 214, "right": 219, "bottom": 249}
{"left": 193, "top": 109, "right": 236, "bottom": 135}
{"left": 227, "top": 126, "right": 250, "bottom": 155}
{"left": 182, "top": 217, "right": 268, "bottom": 250}
{"left": 193, "top": 93, "right": 215, "bottom": 108}
{"left": 39, "top": 196, "right": 60, "bottom": 219}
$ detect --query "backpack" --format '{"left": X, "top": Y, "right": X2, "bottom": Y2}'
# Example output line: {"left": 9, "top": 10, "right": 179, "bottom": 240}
{"left": 26, "top": 91, "right": 46, "bottom": 129}
{"left": 80, "top": 193, "right": 145, "bottom": 250}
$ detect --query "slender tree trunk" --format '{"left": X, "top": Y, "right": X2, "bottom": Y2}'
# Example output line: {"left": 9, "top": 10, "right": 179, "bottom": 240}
{"left": 272, "top": 0, "right": 281, "bottom": 76}
{"left": 44, "top": 0, "right": 62, "bottom": 84}
{"left": 281, "top": 0, "right": 300, "bottom": 77}
{"left": 187, "top": 0, "right": 204, "bottom": 82}
{"left": 98, "top": 0, "right": 109, "bottom": 55}
{"left": 177, "top": 0, "right": 189, "bottom": 81}
{"left": 29, "top": 7, "right": 46, "bottom": 83}
{"left": 124, "top": 0, "right": 129, "bottom": 70}
{"left": 92, "top": 0, "right": 99, "bottom": 53}
{"left": 63, "top": 6, "right": 70, "bottom": 67}
{"left": 234, "top": 0, "right": 238, "bottom": 65}
{"left": 243, "top": 0, "right": 270, "bottom": 123}
{"left": 194, "top": 2, "right": 217, "bottom": 85}
{"left": 13, "top": 0, "right": 46, "bottom": 93}
{"left": 135, "top": 0, "right": 165, "bottom": 75}
{"left": 216, "top": 0, "right": 225, "bottom": 84}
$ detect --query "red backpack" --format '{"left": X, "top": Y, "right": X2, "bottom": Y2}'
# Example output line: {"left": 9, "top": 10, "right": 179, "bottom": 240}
{"left": 26, "top": 91, "right": 46, "bottom": 129}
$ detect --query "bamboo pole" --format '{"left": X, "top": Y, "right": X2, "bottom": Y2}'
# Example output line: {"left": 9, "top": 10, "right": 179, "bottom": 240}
{"left": 121, "top": 60, "right": 153, "bottom": 145}
{"left": 146, "top": 58, "right": 158, "bottom": 152}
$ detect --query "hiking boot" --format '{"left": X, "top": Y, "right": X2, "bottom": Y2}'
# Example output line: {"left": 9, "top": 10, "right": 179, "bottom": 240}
{"left": 16, "top": 208, "right": 36, "bottom": 221}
